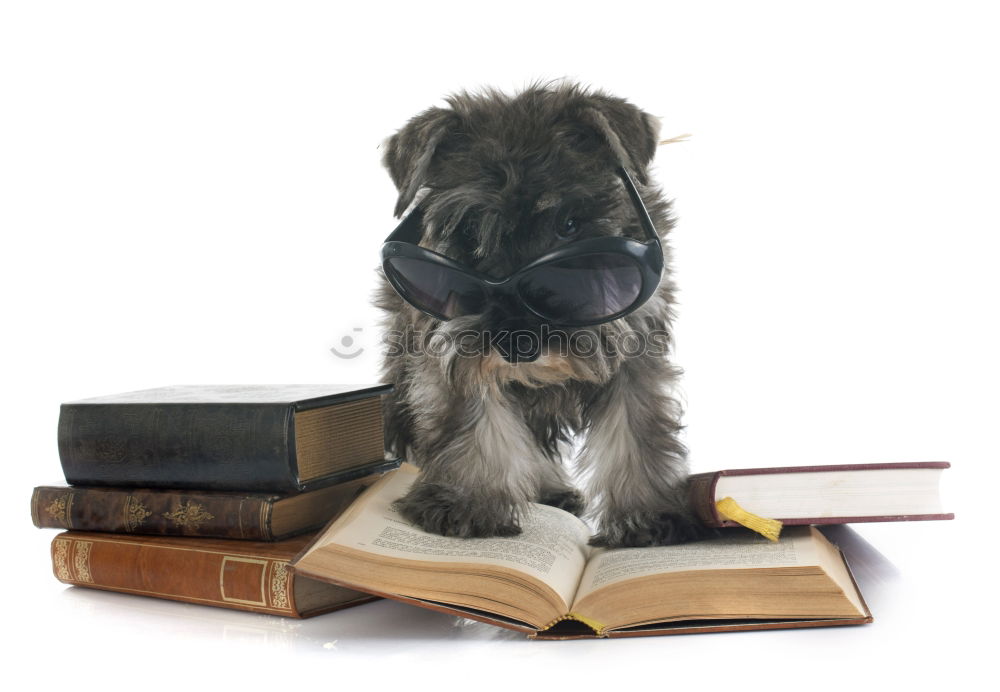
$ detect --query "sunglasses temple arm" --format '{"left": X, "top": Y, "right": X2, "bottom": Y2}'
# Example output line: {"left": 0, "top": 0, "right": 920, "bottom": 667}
{"left": 384, "top": 205, "right": 426, "bottom": 244}
{"left": 617, "top": 166, "right": 660, "bottom": 243}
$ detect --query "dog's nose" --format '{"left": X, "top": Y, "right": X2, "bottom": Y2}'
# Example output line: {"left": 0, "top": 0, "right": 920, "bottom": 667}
{"left": 489, "top": 318, "right": 542, "bottom": 364}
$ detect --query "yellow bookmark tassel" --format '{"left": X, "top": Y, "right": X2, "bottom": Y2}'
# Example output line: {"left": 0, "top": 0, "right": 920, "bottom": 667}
{"left": 566, "top": 612, "right": 606, "bottom": 636}
{"left": 541, "top": 612, "right": 607, "bottom": 637}
{"left": 715, "top": 497, "right": 783, "bottom": 542}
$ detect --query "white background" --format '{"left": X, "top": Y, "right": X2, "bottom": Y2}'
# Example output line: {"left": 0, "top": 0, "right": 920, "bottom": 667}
{"left": 1, "top": 1, "right": 996, "bottom": 689}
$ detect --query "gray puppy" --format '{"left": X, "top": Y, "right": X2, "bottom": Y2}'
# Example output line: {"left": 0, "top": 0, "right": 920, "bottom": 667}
{"left": 374, "top": 80, "right": 705, "bottom": 547}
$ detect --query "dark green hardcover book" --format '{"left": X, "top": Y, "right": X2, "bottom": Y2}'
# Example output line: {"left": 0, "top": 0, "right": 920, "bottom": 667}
{"left": 57, "top": 384, "right": 392, "bottom": 493}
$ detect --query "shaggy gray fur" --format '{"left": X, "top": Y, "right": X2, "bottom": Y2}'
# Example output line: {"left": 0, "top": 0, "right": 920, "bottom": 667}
{"left": 374, "top": 79, "right": 709, "bottom": 547}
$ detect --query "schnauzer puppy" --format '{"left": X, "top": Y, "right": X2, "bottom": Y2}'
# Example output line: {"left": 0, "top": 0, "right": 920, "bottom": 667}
{"left": 374, "top": 80, "right": 704, "bottom": 548}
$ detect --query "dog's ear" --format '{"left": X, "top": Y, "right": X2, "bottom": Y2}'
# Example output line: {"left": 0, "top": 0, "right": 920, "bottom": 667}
{"left": 576, "top": 95, "right": 662, "bottom": 186}
{"left": 381, "top": 107, "right": 460, "bottom": 218}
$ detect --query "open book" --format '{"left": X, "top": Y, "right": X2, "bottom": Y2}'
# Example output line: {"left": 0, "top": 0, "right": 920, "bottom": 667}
{"left": 290, "top": 464, "right": 872, "bottom": 639}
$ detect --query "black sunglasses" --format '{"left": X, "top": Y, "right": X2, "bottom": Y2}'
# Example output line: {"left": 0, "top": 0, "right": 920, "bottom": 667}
{"left": 380, "top": 166, "right": 663, "bottom": 328}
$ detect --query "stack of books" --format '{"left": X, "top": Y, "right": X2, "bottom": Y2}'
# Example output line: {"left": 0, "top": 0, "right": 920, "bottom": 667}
{"left": 33, "top": 385, "right": 955, "bottom": 638}
{"left": 32, "top": 384, "right": 400, "bottom": 619}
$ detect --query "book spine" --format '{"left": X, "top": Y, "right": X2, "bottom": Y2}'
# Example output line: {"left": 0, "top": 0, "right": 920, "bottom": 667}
{"left": 31, "top": 487, "right": 275, "bottom": 540}
{"left": 686, "top": 472, "right": 723, "bottom": 527}
{"left": 58, "top": 403, "right": 299, "bottom": 492}
{"left": 50, "top": 532, "right": 306, "bottom": 617}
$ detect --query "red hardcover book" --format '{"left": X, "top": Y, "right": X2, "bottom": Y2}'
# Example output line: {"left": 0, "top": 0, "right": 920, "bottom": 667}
{"left": 688, "top": 461, "right": 953, "bottom": 528}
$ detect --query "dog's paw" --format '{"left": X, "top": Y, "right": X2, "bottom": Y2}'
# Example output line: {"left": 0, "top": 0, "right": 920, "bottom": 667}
{"left": 537, "top": 489, "right": 587, "bottom": 517}
{"left": 588, "top": 511, "right": 717, "bottom": 548}
{"left": 393, "top": 482, "right": 522, "bottom": 538}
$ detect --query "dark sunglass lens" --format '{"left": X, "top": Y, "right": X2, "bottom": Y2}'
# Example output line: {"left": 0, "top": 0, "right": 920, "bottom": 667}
{"left": 384, "top": 257, "right": 485, "bottom": 319}
{"left": 520, "top": 254, "right": 643, "bottom": 323}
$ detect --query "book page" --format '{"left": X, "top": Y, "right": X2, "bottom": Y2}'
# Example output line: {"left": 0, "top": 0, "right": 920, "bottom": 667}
{"left": 715, "top": 467, "right": 946, "bottom": 518}
{"left": 319, "top": 465, "right": 593, "bottom": 610}
{"left": 572, "top": 526, "right": 818, "bottom": 607}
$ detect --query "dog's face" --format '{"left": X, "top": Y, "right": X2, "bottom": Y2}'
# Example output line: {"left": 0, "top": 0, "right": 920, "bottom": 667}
{"left": 378, "top": 82, "right": 675, "bottom": 390}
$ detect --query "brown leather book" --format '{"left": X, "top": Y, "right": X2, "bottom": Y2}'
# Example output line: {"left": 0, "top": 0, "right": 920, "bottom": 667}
{"left": 688, "top": 461, "right": 954, "bottom": 528}
{"left": 289, "top": 465, "right": 873, "bottom": 639}
{"left": 31, "top": 460, "right": 399, "bottom": 540}
{"left": 50, "top": 530, "right": 377, "bottom": 618}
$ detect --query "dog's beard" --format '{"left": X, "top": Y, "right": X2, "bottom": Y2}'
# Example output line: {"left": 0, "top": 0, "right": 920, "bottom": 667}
{"left": 415, "top": 309, "right": 667, "bottom": 397}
